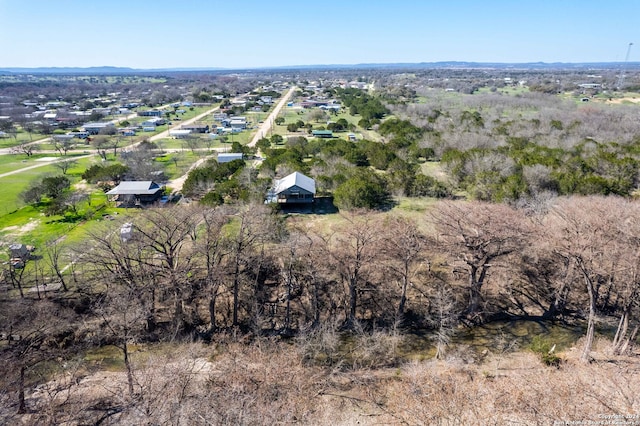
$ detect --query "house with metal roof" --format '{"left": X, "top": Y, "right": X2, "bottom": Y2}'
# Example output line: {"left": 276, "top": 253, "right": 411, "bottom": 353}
{"left": 217, "top": 153, "right": 244, "bottom": 163}
{"left": 181, "top": 123, "right": 210, "bottom": 133}
{"left": 106, "top": 181, "right": 164, "bottom": 206}
{"left": 312, "top": 130, "right": 334, "bottom": 138}
{"left": 266, "top": 172, "right": 315, "bottom": 204}
{"left": 82, "top": 122, "right": 115, "bottom": 135}
{"left": 169, "top": 129, "right": 192, "bottom": 139}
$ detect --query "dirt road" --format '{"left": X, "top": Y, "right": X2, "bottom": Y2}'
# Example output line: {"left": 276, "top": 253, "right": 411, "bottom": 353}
{"left": 248, "top": 86, "right": 296, "bottom": 147}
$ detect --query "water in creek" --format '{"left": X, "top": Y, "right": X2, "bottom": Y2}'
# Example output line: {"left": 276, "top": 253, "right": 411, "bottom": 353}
{"left": 399, "top": 320, "right": 615, "bottom": 360}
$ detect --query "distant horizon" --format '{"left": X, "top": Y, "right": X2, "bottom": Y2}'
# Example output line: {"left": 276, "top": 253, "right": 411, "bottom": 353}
{"left": 2, "top": 59, "right": 640, "bottom": 74}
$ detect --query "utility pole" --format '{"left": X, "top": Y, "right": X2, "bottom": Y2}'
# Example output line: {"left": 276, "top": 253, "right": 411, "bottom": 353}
{"left": 617, "top": 42, "right": 633, "bottom": 91}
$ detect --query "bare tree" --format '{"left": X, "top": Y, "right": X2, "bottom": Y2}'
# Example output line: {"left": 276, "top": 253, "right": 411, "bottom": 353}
{"left": 45, "top": 239, "right": 69, "bottom": 292}
{"left": 227, "top": 203, "right": 276, "bottom": 328}
{"left": 53, "top": 158, "right": 77, "bottom": 175}
{"left": 380, "top": 215, "right": 430, "bottom": 320}
{"left": 92, "top": 136, "right": 110, "bottom": 161}
{"left": 12, "top": 141, "right": 38, "bottom": 157}
{"left": 610, "top": 202, "right": 640, "bottom": 355}
{"left": 431, "top": 201, "right": 531, "bottom": 321}
{"left": 95, "top": 283, "right": 148, "bottom": 398}
{"left": 0, "top": 298, "right": 78, "bottom": 414}
{"left": 131, "top": 207, "right": 200, "bottom": 334}
{"left": 52, "top": 139, "right": 74, "bottom": 156}
{"left": 321, "top": 210, "right": 383, "bottom": 327}
{"left": 193, "top": 206, "right": 230, "bottom": 333}
{"left": 547, "top": 196, "right": 622, "bottom": 362}
{"left": 81, "top": 220, "right": 160, "bottom": 333}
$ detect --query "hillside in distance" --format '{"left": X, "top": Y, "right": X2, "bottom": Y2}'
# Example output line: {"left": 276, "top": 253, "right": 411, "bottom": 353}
{"left": 2, "top": 61, "right": 640, "bottom": 74}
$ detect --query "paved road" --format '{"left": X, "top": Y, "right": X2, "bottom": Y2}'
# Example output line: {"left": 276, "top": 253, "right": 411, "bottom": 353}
{"left": 248, "top": 86, "right": 296, "bottom": 147}
{"left": 150, "top": 105, "right": 220, "bottom": 142}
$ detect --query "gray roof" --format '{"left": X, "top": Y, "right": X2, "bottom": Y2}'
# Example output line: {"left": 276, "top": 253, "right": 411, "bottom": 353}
{"left": 274, "top": 172, "right": 315, "bottom": 195}
{"left": 106, "top": 181, "right": 162, "bottom": 195}
{"left": 83, "top": 122, "right": 114, "bottom": 128}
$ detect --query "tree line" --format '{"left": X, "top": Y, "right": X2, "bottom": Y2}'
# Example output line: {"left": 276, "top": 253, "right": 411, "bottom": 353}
{"left": 3, "top": 195, "right": 638, "bottom": 395}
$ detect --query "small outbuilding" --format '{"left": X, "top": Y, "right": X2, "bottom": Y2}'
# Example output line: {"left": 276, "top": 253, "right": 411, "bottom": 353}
{"left": 267, "top": 171, "right": 315, "bottom": 204}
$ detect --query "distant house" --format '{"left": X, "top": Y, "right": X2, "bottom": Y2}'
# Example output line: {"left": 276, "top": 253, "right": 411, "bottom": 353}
{"left": 56, "top": 117, "right": 79, "bottom": 127}
{"left": 169, "top": 129, "right": 192, "bottom": 139}
{"left": 43, "top": 112, "right": 57, "bottom": 122}
{"left": 267, "top": 172, "right": 315, "bottom": 204}
{"left": 106, "top": 181, "right": 164, "bottom": 206}
{"left": 82, "top": 122, "right": 115, "bottom": 135}
{"left": 68, "top": 131, "right": 90, "bottom": 139}
{"left": 52, "top": 134, "right": 75, "bottom": 142}
{"left": 217, "top": 153, "right": 243, "bottom": 163}
{"left": 141, "top": 117, "right": 165, "bottom": 127}
{"left": 229, "top": 119, "right": 246, "bottom": 130}
{"left": 312, "top": 130, "right": 333, "bottom": 138}
{"left": 137, "top": 110, "right": 163, "bottom": 117}
{"left": 181, "top": 124, "right": 209, "bottom": 133}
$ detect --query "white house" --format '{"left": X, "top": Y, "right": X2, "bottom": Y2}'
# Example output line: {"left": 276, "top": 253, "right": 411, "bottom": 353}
{"left": 82, "top": 122, "right": 115, "bottom": 135}
{"left": 267, "top": 171, "right": 316, "bottom": 204}
{"left": 169, "top": 129, "right": 192, "bottom": 139}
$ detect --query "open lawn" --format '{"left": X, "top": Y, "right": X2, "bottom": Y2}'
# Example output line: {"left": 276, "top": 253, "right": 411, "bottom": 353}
{"left": 0, "top": 153, "right": 91, "bottom": 175}
{"left": 274, "top": 106, "right": 382, "bottom": 142}
{"left": 0, "top": 155, "right": 98, "bottom": 223}
{"left": 0, "top": 164, "right": 66, "bottom": 217}
{"left": 0, "top": 132, "right": 46, "bottom": 148}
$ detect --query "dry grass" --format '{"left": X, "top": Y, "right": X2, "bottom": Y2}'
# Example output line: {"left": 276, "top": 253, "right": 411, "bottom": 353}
{"left": 5, "top": 336, "right": 640, "bottom": 425}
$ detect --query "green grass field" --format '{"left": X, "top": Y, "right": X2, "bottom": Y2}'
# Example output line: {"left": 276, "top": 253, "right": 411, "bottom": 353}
{"left": 0, "top": 131, "right": 46, "bottom": 148}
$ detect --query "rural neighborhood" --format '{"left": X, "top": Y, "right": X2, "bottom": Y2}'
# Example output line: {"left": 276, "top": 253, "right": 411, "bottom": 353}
{"left": 2, "top": 0, "right": 640, "bottom": 424}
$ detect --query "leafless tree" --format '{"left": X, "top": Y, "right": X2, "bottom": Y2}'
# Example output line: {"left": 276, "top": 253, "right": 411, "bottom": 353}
{"left": 547, "top": 196, "right": 623, "bottom": 362}
{"left": 53, "top": 158, "right": 77, "bottom": 175}
{"left": 12, "top": 141, "right": 38, "bottom": 157}
{"left": 94, "top": 285, "right": 146, "bottom": 398}
{"left": 81, "top": 219, "right": 160, "bottom": 333}
{"left": 431, "top": 201, "right": 531, "bottom": 321}
{"left": 45, "top": 239, "right": 69, "bottom": 292}
{"left": 0, "top": 298, "right": 78, "bottom": 414}
{"left": 131, "top": 207, "right": 200, "bottom": 334}
{"left": 52, "top": 139, "right": 73, "bottom": 156}
{"left": 380, "top": 215, "right": 430, "bottom": 320}
{"left": 226, "top": 203, "right": 278, "bottom": 328}
{"left": 321, "top": 210, "right": 383, "bottom": 327}
{"left": 92, "top": 136, "right": 110, "bottom": 161}
{"left": 192, "top": 206, "right": 230, "bottom": 333}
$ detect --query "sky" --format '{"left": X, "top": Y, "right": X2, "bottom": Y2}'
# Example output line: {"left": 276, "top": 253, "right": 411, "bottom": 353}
{"left": 0, "top": 0, "right": 638, "bottom": 69}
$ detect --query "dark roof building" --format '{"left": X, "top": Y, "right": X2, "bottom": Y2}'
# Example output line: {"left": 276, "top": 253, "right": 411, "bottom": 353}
{"left": 106, "top": 181, "right": 164, "bottom": 206}
{"left": 312, "top": 130, "right": 334, "bottom": 138}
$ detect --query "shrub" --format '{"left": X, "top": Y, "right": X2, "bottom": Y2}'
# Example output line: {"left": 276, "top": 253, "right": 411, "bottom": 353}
{"left": 529, "top": 335, "right": 562, "bottom": 367}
